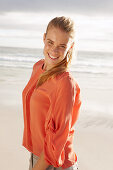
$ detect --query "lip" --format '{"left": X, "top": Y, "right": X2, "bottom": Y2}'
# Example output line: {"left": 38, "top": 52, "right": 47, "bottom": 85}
{"left": 48, "top": 53, "right": 59, "bottom": 60}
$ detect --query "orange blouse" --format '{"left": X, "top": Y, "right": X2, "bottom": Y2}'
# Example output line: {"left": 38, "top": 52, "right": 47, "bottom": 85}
{"left": 22, "top": 59, "right": 81, "bottom": 169}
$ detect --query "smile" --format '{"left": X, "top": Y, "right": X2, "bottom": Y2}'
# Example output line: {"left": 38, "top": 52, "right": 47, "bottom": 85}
{"left": 48, "top": 53, "right": 59, "bottom": 60}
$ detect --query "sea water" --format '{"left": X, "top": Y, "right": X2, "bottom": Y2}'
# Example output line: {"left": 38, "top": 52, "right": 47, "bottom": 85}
{"left": 0, "top": 46, "right": 113, "bottom": 126}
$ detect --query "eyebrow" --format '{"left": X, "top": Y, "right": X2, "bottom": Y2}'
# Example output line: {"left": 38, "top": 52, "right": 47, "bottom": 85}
{"left": 47, "top": 39, "right": 67, "bottom": 46}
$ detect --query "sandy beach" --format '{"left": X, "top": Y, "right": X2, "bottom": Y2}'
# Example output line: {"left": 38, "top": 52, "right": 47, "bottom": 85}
{"left": 0, "top": 66, "right": 113, "bottom": 170}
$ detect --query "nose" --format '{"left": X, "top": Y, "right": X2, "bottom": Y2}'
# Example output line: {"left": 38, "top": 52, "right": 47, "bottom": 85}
{"left": 51, "top": 45, "right": 59, "bottom": 54}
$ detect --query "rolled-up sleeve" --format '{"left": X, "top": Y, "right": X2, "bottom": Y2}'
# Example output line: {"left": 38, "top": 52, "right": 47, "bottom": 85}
{"left": 43, "top": 76, "right": 77, "bottom": 167}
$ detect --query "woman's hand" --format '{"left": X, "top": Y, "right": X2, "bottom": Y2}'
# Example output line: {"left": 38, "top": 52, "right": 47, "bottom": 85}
{"left": 32, "top": 152, "right": 50, "bottom": 170}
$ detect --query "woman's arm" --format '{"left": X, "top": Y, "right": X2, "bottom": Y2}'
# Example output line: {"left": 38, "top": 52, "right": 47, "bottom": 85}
{"left": 32, "top": 151, "right": 50, "bottom": 170}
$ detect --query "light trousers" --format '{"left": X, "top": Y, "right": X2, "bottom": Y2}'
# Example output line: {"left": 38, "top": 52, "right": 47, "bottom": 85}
{"left": 29, "top": 152, "right": 78, "bottom": 170}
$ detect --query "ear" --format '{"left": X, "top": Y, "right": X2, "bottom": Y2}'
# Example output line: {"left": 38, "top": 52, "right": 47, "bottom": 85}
{"left": 68, "top": 42, "right": 75, "bottom": 53}
{"left": 70, "top": 42, "right": 74, "bottom": 50}
{"left": 43, "top": 33, "right": 46, "bottom": 43}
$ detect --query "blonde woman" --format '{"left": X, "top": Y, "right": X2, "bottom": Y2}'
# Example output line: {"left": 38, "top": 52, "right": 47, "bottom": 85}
{"left": 22, "top": 16, "right": 81, "bottom": 170}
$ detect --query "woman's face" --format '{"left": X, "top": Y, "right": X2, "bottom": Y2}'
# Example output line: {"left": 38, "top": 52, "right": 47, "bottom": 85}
{"left": 43, "top": 26, "right": 73, "bottom": 71}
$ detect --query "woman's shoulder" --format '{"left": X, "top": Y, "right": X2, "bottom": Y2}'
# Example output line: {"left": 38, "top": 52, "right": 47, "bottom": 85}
{"left": 30, "top": 59, "right": 44, "bottom": 77}
{"left": 57, "top": 72, "right": 73, "bottom": 86}
{"left": 33, "top": 59, "right": 44, "bottom": 70}
{"left": 56, "top": 71, "right": 80, "bottom": 90}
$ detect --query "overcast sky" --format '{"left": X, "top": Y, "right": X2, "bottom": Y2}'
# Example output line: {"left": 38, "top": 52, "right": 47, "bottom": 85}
{"left": 0, "top": 0, "right": 113, "bottom": 16}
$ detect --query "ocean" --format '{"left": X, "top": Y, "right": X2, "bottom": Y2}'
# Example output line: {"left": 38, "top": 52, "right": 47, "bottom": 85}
{"left": 0, "top": 46, "right": 113, "bottom": 75}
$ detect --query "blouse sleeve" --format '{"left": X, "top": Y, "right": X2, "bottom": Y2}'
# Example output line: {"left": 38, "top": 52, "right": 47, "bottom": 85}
{"left": 43, "top": 75, "right": 77, "bottom": 167}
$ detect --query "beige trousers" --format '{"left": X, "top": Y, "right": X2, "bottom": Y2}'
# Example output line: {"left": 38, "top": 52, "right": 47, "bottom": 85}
{"left": 29, "top": 152, "right": 78, "bottom": 170}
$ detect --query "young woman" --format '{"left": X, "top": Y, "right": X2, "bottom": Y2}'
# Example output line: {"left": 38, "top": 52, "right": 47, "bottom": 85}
{"left": 22, "top": 16, "right": 81, "bottom": 170}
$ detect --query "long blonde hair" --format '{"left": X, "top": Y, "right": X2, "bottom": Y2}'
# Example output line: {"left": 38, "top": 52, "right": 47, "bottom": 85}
{"left": 36, "top": 16, "right": 75, "bottom": 88}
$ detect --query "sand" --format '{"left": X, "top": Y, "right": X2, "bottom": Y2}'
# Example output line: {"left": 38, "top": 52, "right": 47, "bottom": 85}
{"left": 0, "top": 66, "right": 113, "bottom": 170}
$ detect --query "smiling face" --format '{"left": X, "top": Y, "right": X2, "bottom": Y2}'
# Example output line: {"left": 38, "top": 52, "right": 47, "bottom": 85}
{"left": 43, "top": 26, "right": 73, "bottom": 71}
